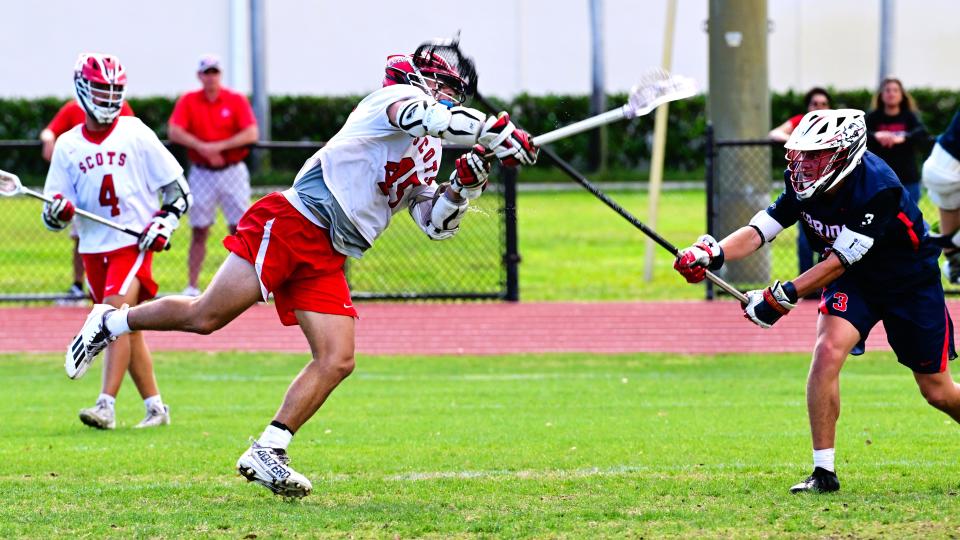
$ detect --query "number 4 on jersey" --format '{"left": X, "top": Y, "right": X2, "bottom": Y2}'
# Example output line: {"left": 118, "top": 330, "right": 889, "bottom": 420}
{"left": 99, "top": 173, "right": 120, "bottom": 216}
{"left": 379, "top": 157, "right": 422, "bottom": 209}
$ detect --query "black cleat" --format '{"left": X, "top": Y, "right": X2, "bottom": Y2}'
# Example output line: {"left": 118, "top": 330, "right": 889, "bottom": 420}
{"left": 789, "top": 467, "right": 840, "bottom": 494}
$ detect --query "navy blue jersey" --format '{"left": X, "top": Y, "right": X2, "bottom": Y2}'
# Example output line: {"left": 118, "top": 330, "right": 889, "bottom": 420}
{"left": 938, "top": 109, "right": 960, "bottom": 162}
{"left": 766, "top": 151, "right": 940, "bottom": 292}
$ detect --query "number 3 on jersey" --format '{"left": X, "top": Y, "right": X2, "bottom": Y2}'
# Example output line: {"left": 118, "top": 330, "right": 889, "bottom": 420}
{"left": 379, "top": 158, "right": 422, "bottom": 209}
{"left": 99, "top": 174, "right": 120, "bottom": 216}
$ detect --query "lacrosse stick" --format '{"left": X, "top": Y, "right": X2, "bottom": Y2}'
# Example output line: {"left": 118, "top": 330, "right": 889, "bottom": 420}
{"left": 533, "top": 69, "right": 697, "bottom": 147}
{"left": 0, "top": 169, "right": 140, "bottom": 238}
{"left": 469, "top": 93, "right": 749, "bottom": 303}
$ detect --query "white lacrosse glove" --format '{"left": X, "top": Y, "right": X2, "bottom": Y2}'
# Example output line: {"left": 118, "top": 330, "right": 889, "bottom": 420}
{"left": 42, "top": 193, "right": 75, "bottom": 231}
{"left": 450, "top": 145, "right": 491, "bottom": 200}
{"left": 477, "top": 112, "right": 537, "bottom": 167}
{"left": 673, "top": 234, "right": 724, "bottom": 284}
{"left": 138, "top": 211, "right": 179, "bottom": 252}
{"left": 741, "top": 280, "right": 798, "bottom": 329}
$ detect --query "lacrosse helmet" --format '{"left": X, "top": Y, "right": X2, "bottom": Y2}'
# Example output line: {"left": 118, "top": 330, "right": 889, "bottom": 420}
{"left": 784, "top": 109, "right": 867, "bottom": 200}
{"left": 383, "top": 51, "right": 469, "bottom": 106}
{"left": 74, "top": 53, "right": 127, "bottom": 125}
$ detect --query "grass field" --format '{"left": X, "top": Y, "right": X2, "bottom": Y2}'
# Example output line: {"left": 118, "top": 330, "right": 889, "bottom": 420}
{"left": 4, "top": 350, "right": 960, "bottom": 538}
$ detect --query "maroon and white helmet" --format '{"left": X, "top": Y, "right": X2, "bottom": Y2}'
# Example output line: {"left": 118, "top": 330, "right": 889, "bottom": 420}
{"left": 74, "top": 53, "right": 127, "bottom": 125}
{"left": 383, "top": 51, "right": 468, "bottom": 105}
{"left": 784, "top": 109, "right": 867, "bottom": 200}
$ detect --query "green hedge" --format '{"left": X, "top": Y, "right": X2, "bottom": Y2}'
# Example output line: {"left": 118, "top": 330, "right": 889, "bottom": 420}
{"left": 2, "top": 89, "right": 957, "bottom": 181}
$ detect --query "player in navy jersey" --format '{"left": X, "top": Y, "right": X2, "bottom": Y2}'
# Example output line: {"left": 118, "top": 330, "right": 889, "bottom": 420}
{"left": 922, "top": 109, "right": 960, "bottom": 282}
{"left": 674, "top": 109, "right": 960, "bottom": 494}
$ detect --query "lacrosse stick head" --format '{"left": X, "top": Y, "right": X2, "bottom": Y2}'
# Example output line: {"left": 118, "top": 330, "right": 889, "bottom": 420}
{"left": 409, "top": 34, "right": 478, "bottom": 105}
{"left": 0, "top": 169, "right": 24, "bottom": 197}
{"left": 625, "top": 69, "right": 698, "bottom": 119}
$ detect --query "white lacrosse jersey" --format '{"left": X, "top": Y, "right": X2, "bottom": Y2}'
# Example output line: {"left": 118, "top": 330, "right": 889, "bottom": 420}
{"left": 295, "top": 84, "right": 443, "bottom": 245}
{"left": 44, "top": 116, "right": 184, "bottom": 254}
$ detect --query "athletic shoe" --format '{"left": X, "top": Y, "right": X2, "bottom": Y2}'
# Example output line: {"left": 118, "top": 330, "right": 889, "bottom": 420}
{"left": 182, "top": 286, "right": 201, "bottom": 297}
{"left": 236, "top": 440, "right": 313, "bottom": 498}
{"left": 56, "top": 283, "right": 87, "bottom": 306}
{"left": 66, "top": 304, "right": 118, "bottom": 380}
{"left": 790, "top": 467, "right": 840, "bottom": 494}
{"left": 943, "top": 251, "right": 960, "bottom": 284}
{"left": 79, "top": 399, "right": 116, "bottom": 430}
{"left": 133, "top": 404, "right": 170, "bottom": 429}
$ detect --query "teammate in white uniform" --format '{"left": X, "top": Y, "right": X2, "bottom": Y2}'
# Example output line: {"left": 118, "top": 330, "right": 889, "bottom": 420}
{"left": 66, "top": 42, "right": 539, "bottom": 497}
{"left": 46, "top": 53, "right": 191, "bottom": 430}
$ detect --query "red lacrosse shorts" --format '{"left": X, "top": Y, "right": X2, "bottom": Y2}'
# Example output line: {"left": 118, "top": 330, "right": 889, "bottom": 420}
{"left": 223, "top": 192, "right": 358, "bottom": 326}
{"left": 82, "top": 244, "right": 157, "bottom": 304}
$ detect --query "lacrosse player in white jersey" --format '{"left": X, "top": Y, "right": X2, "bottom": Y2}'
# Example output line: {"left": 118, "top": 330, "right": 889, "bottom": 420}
{"left": 66, "top": 40, "right": 538, "bottom": 497}
{"left": 48, "top": 53, "right": 191, "bottom": 430}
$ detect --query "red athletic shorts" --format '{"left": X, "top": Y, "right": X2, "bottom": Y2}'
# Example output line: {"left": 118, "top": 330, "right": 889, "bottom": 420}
{"left": 81, "top": 244, "right": 157, "bottom": 304}
{"left": 223, "top": 192, "right": 358, "bottom": 326}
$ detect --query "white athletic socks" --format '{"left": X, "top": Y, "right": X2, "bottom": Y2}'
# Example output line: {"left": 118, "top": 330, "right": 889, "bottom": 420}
{"left": 105, "top": 308, "right": 131, "bottom": 336}
{"left": 259, "top": 425, "right": 293, "bottom": 450}
{"left": 97, "top": 393, "right": 116, "bottom": 409}
{"left": 144, "top": 395, "right": 164, "bottom": 412}
{"left": 813, "top": 448, "right": 835, "bottom": 472}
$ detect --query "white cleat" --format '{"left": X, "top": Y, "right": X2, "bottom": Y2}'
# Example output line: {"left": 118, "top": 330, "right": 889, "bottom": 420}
{"left": 181, "top": 286, "right": 201, "bottom": 297}
{"left": 66, "top": 304, "right": 119, "bottom": 379}
{"left": 134, "top": 404, "right": 171, "bottom": 429}
{"left": 79, "top": 400, "right": 116, "bottom": 430}
{"left": 236, "top": 440, "right": 313, "bottom": 498}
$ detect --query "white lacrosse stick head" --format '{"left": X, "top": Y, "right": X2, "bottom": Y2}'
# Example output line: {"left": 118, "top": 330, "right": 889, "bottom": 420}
{"left": 625, "top": 69, "right": 698, "bottom": 119}
{"left": 0, "top": 169, "right": 24, "bottom": 197}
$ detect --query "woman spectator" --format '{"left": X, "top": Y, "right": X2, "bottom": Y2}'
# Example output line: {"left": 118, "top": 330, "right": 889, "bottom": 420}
{"left": 866, "top": 77, "right": 928, "bottom": 202}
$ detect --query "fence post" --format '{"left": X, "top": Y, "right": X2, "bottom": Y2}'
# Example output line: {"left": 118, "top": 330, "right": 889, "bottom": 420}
{"left": 704, "top": 123, "right": 715, "bottom": 301}
{"left": 502, "top": 166, "right": 520, "bottom": 301}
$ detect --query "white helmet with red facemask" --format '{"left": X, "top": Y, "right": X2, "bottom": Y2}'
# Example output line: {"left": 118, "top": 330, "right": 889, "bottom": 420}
{"left": 785, "top": 109, "right": 867, "bottom": 200}
{"left": 383, "top": 49, "right": 472, "bottom": 106}
{"left": 74, "top": 53, "right": 127, "bottom": 125}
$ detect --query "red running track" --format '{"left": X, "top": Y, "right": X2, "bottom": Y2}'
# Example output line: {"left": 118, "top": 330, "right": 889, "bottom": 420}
{"left": 8, "top": 299, "right": 957, "bottom": 356}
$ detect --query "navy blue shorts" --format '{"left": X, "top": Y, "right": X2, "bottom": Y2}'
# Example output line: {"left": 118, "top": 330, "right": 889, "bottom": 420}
{"left": 819, "top": 275, "right": 956, "bottom": 373}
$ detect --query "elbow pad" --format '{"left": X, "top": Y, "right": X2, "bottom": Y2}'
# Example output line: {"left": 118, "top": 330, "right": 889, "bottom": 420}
{"left": 410, "top": 184, "right": 468, "bottom": 240}
{"left": 396, "top": 100, "right": 485, "bottom": 145}
{"left": 748, "top": 210, "right": 784, "bottom": 244}
{"left": 160, "top": 175, "right": 192, "bottom": 217}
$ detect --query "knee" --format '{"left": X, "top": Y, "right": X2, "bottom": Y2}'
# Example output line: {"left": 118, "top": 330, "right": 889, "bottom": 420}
{"left": 315, "top": 351, "right": 355, "bottom": 380}
{"left": 810, "top": 341, "right": 846, "bottom": 378}
{"left": 920, "top": 384, "right": 954, "bottom": 411}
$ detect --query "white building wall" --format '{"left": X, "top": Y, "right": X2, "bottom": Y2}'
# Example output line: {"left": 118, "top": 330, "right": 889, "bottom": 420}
{"left": 1, "top": 0, "right": 958, "bottom": 99}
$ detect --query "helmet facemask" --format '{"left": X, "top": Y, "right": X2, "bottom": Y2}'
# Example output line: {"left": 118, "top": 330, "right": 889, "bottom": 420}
{"left": 74, "top": 53, "right": 127, "bottom": 125}
{"left": 784, "top": 109, "right": 867, "bottom": 200}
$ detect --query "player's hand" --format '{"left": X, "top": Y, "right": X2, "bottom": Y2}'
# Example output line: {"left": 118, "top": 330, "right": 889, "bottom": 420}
{"left": 138, "top": 211, "right": 179, "bottom": 252}
{"left": 477, "top": 112, "right": 538, "bottom": 167}
{"left": 450, "top": 145, "right": 491, "bottom": 200}
{"left": 197, "top": 142, "right": 225, "bottom": 168}
{"left": 42, "top": 193, "right": 75, "bottom": 230}
{"left": 500, "top": 129, "right": 539, "bottom": 168}
{"left": 741, "top": 280, "right": 798, "bottom": 329}
{"left": 673, "top": 234, "right": 723, "bottom": 284}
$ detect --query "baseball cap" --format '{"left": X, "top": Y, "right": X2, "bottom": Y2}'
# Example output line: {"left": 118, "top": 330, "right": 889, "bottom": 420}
{"left": 197, "top": 54, "right": 221, "bottom": 73}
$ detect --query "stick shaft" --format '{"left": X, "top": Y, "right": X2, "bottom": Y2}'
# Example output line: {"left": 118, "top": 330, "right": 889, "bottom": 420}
{"left": 539, "top": 146, "right": 748, "bottom": 303}
{"left": 21, "top": 186, "right": 140, "bottom": 238}
{"left": 530, "top": 108, "right": 626, "bottom": 147}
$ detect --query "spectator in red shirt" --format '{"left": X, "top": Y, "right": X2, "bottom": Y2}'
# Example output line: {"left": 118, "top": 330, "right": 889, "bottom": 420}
{"left": 39, "top": 99, "right": 135, "bottom": 299}
{"left": 168, "top": 55, "right": 258, "bottom": 296}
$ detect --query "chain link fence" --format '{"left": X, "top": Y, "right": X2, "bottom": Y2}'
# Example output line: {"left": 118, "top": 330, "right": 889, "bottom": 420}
{"left": 705, "top": 129, "right": 956, "bottom": 298}
{"left": 0, "top": 141, "right": 515, "bottom": 302}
